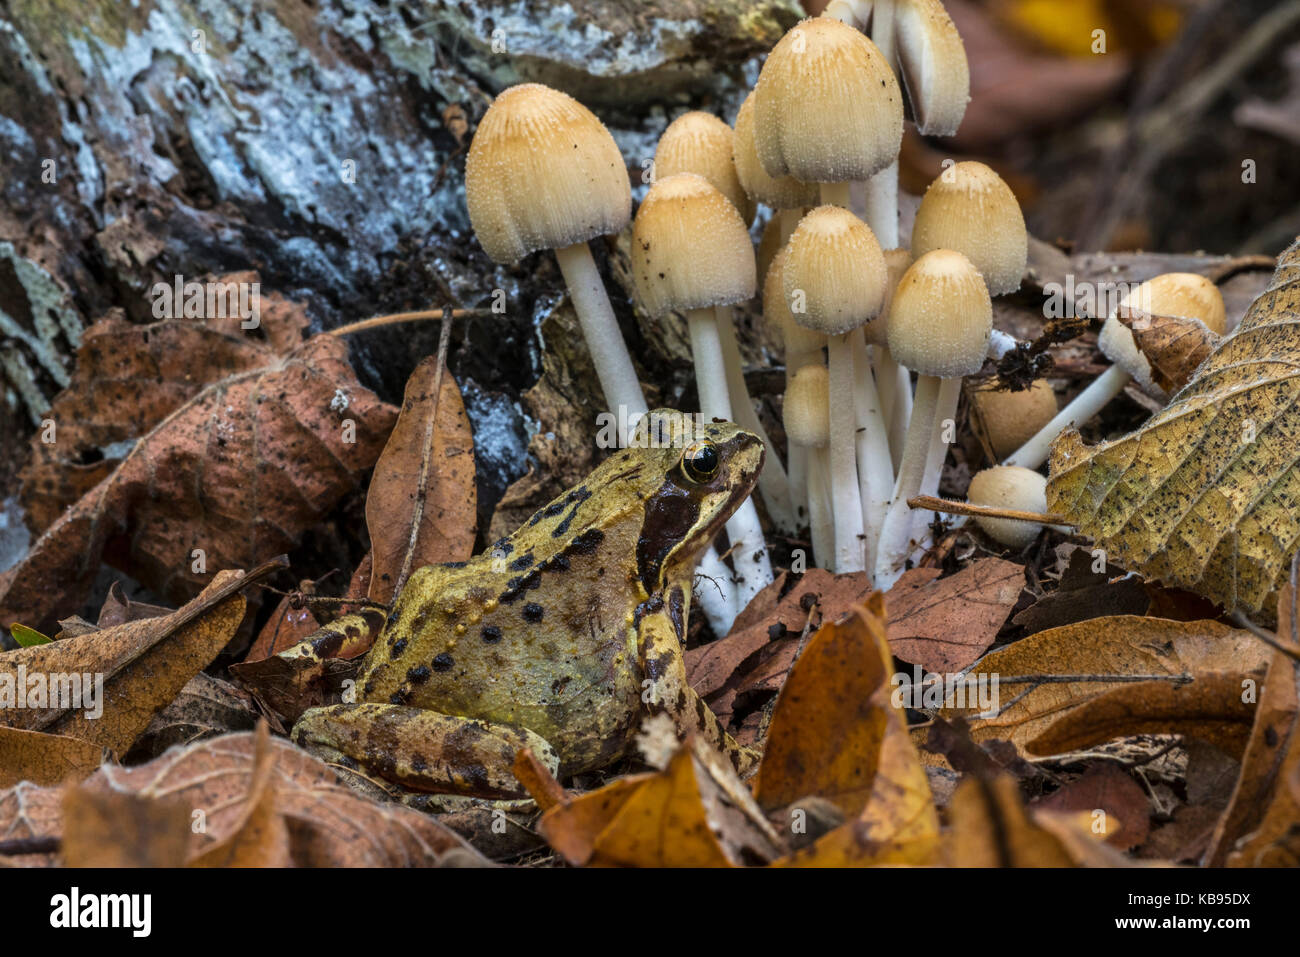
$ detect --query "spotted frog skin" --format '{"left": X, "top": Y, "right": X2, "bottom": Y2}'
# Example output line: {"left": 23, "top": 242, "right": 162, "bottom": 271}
{"left": 291, "top": 411, "right": 763, "bottom": 802}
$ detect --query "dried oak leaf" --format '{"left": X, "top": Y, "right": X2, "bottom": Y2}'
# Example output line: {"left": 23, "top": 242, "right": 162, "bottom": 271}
{"left": 365, "top": 355, "right": 476, "bottom": 605}
{"left": 1047, "top": 240, "right": 1300, "bottom": 614}
{"left": 2, "top": 293, "right": 397, "bottom": 633}
{"left": 934, "top": 615, "right": 1269, "bottom": 755}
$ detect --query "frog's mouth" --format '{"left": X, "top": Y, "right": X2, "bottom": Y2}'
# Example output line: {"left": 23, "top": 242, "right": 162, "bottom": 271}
{"left": 635, "top": 431, "right": 764, "bottom": 593}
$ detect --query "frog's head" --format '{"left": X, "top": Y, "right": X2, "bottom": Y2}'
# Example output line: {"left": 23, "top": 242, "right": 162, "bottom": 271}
{"left": 629, "top": 410, "right": 764, "bottom": 593}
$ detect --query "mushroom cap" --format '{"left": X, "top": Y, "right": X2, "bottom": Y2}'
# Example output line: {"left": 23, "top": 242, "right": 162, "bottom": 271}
{"left": 733, "top": 92, "right": 819, "bottom": 210}
{"left": 466, "top": 84, "right": 631, "bottom": 264}
{"left": 631, "top": 173, "right": 756, "bottom": 317}
{"left": 967, "top": 466, "right": 1047, "bottom": 548}
{"left": 863, "top": 247, "right": 914, "bottom": 347}
{"left": 887, "top": 249, "right": 992, "bottom": 377}
{"left": 753, "top": 18, "right": 903, "bottom": 184}
{"left": 782, "top": 205, "right": 888, "bottom": 337}
{"left": 1099, "top": 273, "right": 1228, "bottom": 388}
{"left": 895, "top": 0, "right": 971, "bottom": 136}
{"left": 764, "top": 244, "right": 826, "bottom": 361}
{"left": 910, "top": 161, "right": 1027, "bottom": 296}
{"left": 784, "top": 364, "right": 830, "bottom": 448}
{"left": 655, "top": 110, "right": 756, "bottom": 226}
{"left": 970, "top": 378, "right": 1058, "bottom": 460}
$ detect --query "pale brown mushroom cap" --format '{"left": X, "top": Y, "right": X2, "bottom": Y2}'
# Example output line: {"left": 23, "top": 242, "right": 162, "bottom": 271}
{"left": 466, "top": 83, "right": 631, "bottom": 264}
{"left": 887, "top": 249, "right": 992, "bottom": 377}
{"left": 895, "top": 0, "right": 971, "bottom": 136}
{"left": 1099, "top": 272, "right": 1228, "bottom": 390}
{"left": 764, "top": 244, "right": 826, "bottom": 359}
{"left": 970, "top": 378, "right": 1058, "bottom": 460}
{"left": 631, "top": 173, "right": 756, "bottom": 317}
{"left": 863, "top": 247, "right": 914, "bottom": 347}
{"left": 655, "top": 111, "right": 756, "bottom": 226}
{"left": 910, "top": 161, "right": 1026, "bottom": 296}
{"left": 784, "top": 364, "right": 831, "bottom": 448}
{"left": 733, "top": 92, "right": 819, "bottom": 211}
{"left": 753, "top": 18, "right": 903, "bottom": 184}
{"left": 967, "top": 466, "right": 1047, "bottom": 548}
{"left": 782, "top": 205, "right": 887, "bottom": 337}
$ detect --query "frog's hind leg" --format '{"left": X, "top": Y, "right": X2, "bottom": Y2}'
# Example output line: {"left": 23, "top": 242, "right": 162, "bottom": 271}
{"left": 292, "top": 703, "right": 559, "bottom": 800}
{"left": 637, "top": 598, "right": 761, "bottom": 776}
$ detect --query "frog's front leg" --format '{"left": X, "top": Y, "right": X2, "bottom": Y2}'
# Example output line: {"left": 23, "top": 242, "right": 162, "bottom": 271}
{"left": 637, "top": 591, "right": 761, "bottom": 775}
{"left": 292, "top": 703, "right": 559, "bottom": 800}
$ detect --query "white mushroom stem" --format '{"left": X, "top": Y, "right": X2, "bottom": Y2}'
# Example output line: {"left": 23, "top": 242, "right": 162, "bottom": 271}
{"left": 716, "top": 306, "right": 795, "bottom": 533}
{"left": 554, "top": 242, "right": 647, "bottom": 445}
{"left": 827, "top": 333, "right": 867, "bottom": 573}
{"left": 686, "top": 308, "right": 774, "bottom": 610}
{"left": 784, "top": 348, "right": 823, "bottom": 531}
{"left": 1003, "top": 365, "right": 1130, "bottom": 470}
{"left": 909, "top": 376, "right": 961, "bottom": 543}
{"left": 820, "top": 182, "right": 853, "bottom": 210}
{"left": 865, "top": 0, "right": 900, "bottom": 249}
{"left": 554, "top": 242, "right": 737, "bottom": 633}
{"left": 875, "top": 373, "right": 940, "bottom": 587}
{"left": 850, "top": 330, "right": 893, "bottom": 572}
{"left": 874, "top": 343, "right": 911, "bottom": 468}
{"left": 808, "top": 445, "right": 835, "bottom": 568}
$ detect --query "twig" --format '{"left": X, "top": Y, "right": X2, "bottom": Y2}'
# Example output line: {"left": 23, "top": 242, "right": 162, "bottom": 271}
{"left": 1231, "top": 610, "right": 1300, "bottom": 663}
{"left": 392, "top": 309, "right": 453, "bottom": 599}
{"left": 328, "top": 307, "right": 492, "bottom": 338}
{"left": 0, "top": 836, "right": 60, "bottom": 856}
{"left": 906, "top": 494, "right": 1074, "bottom": 527}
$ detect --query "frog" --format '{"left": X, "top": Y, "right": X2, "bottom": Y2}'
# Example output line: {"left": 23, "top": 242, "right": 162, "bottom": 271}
{"left": 289, "top": 410, "right": 764, "bottom": 805}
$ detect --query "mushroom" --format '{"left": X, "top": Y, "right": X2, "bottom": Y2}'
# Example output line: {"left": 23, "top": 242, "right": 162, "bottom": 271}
{"left": 765, "top": 244, "right": 826, "bottom": 529}
{"left": 910, "top": 161, "right": 1027, "bottom": 298}
{"left": 864, "top": 247, "right": 915, "bottom": 467}
{"left": 783, "top": 205, "right": 889, "bottom": 573}
{"left": 655, "top": 113, "right": 793, "bottom": 532}
{"left": 966, "top": 466, "right": 1048, "bottom": 548}
{"left": 752, "top": 17, "right": 902, "bottom": 211}
{"left": 1004, "top": 273, "right": 1227, "bottom": 469}
{"left": 875, "top": 249, "right": 992, "bottom": 585}
{"left": 466, "top": 83, "right": 641, "bottom": 439}
{"left": 970, "top": 377, "right": 1058, "bottom": 461}
{"left": 654, "top": 110, "right": 755, "bottom": 226}
{"left": 785, "top": 363, "right": 835, "bottom": 569}
{"left": 632, "top": 172, "right": 774, "bottom": 607}
{"left": 733, "top": 91, "right": 818, "bottom": 244}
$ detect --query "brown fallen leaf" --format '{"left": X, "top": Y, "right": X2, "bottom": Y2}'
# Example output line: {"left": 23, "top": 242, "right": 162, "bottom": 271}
{"left": 944, "top": 774, "right": 1132, "bottom": 866}
{"left": 190, "top": 722, "right": 290, "bottom": 867}
{"left": 61, "top": 786, "right": 190, "bottom": 867}
{"left": 1027, "top": 672, "right": 1258, "bottom": 759}
{"left": 2, "top": 289, "right": 397, "bottom": 633}
{"left": 1034, "top": 763, "right": 1152, "bottom": 850}
{"left": 1048, "top": 239, "right": 1300, "bottom": 614}
{"left": 1116, "top": 303, "right": 1221, "bottom": 393}
{"left": 365, "top": 354, "right": 476, "bottom": 605}
{"left": 936, "top": 616, "right": 1269, "bottom": 755}
{"left": 126, "top": 672, "right": 261, "bottom": 761}
{"left": 0, "top": 727, "right": 103, "bottom": 789}
{"left": 885, "top": 558, "right": 1024, "bottom": 672}
{"left": 0, "top": 781, "right": 62, "bottom": 866}
{"left": 0, "top": 568, "right": 253, "bottom": 754}
{"left": 1013, "top": 546, "right": 1150, "bottom": 635}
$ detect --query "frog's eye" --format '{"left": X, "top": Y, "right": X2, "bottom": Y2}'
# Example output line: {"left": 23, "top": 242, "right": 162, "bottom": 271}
{"left": 680, "top": 440, "right": 721, "bottom": 484}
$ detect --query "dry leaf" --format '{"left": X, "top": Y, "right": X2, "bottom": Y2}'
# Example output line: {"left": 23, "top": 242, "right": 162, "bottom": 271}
{"left": 61, "top": 786, "right": 189, "bottom": 867}
{"left": 190, "top": 723, "right": 290, "bottom": 867}
{"left": 1034, "top": 763, "right": 1151, "bottom": 849}
{"left": 245, "top": 593, "right": 321, "bottom": 663}
{"left": 0, "top": 570, "right": 248, "bottom": 755}
{"left": 0, "top": 781, "right": 62, "bottom": 866}
{"left": 885, "top": 558, "right": 1024, "bottom": 672}
{"left": 1027, "top": 672, "right": 1257, "bottom": 758}
{"left": 937, "top": 616, "right": 1269, "bottom": 755}
{"left": 366, "top": 355, "right": 476, "bottom": 605}
{"left": 1012, "top": 546, "right": 1150, "bottom": 634}
{"left": 1048, "top": 240, "right": 1300, "bottom": 613}
{"left": 0, "top": 727, "right": 103, "bottom": 789}
{"left": 1116, "top": 303, "right": 1221, "bottom": 393}
{"left": 1, "top": 293, "right": 397, "bottom": 633}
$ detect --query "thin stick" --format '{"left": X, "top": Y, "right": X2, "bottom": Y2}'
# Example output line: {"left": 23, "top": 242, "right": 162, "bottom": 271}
{"left": 328, "top": 308, "right": 491, "bottom": 337}
{"left": 906, "top": 494, "right": 1074, "bottom": 527}
{"left": 393, "top": 310, "right": 453, "bottom": 600}
{"left": 1230, "top": 610, "right": 1300, "bottom": 663}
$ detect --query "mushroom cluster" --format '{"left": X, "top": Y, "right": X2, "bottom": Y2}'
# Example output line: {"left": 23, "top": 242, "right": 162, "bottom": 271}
{"left": 461, "top": 1, "right": 1216, "bottom": 622}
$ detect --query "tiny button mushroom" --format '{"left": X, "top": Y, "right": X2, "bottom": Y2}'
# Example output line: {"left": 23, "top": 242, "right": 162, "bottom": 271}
{"left": 1004, "top": 273, "right": 1227, "bottom": 470}
{"left": 654, "top": 110, "right": 755, "bottom": 226}
{"left": 733, "top": 90, "right": 818, "bottom": 244}
{"left": 969, "top": 377, "right": 1059, "bottom": 461}
{"left": 966, "top": 466, "right": 1048, "bottom": 549}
